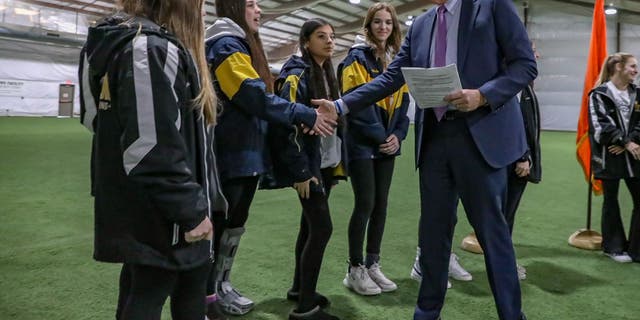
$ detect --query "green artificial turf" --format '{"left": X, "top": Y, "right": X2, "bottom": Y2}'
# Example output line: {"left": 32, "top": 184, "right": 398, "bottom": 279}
{"left": 0, "top": 117, "right": 638, "bottom": 319}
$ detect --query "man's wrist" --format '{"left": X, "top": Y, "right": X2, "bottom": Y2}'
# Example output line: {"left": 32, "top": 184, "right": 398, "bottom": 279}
{"left": 334, "top": 99, "right": 349, "bottom": 115}
{"left": 479, "top": 92, "right": 488, "bottom": 107}
{"left": 334, "top": 99, "right": 343, "bottom": 115}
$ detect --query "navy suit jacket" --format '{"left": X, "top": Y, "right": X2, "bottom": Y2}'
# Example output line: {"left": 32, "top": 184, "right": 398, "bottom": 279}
{"left": 341, "top": 0, "right": 537, "bottom": 169}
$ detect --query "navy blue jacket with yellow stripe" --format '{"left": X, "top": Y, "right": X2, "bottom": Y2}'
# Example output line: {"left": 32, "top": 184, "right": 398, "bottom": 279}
{"left": 262, "top": 55, "right": 347, "bottom": 192}
{"left": 205, "top": 18, "right": 318, "bottom": 181}
{"left": 338, "top": 39, "right": 410, "bottom": 161}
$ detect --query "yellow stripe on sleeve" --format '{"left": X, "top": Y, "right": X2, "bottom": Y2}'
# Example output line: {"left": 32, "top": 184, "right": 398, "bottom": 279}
{"left": 341, "top": 61, "right": 371, "bottom": 93}
{"left": 285, "top": 74, "right": 300, "bottom": 102}
{"left": 215, "top": 52, "right": 260, "bottom": 99}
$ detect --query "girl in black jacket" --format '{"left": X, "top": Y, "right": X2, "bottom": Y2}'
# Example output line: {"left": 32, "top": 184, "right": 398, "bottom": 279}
{"left": 268, "top": 18, "right": 343, "bottom": 320}
{"left": 79, "top": 0, "right": 222, "bottom": 319}
{"left": 589, "top": 52, "right": 640, "bottom": 263}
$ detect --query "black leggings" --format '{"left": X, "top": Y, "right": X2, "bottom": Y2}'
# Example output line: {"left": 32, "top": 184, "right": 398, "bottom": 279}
{"left": 601, "top": 178, "right": 640, "bottom": 259}
{"left": 116, "top": 262, "right": 210, "bottom": 320}
{"left": 291, "top": 168, "right": 334, "bottom": 312}
{"left": 207, "top": 176, "right": 259, "bottom": 295}
{"left": 347, "top": 157, "right": 395, "bottom": 266}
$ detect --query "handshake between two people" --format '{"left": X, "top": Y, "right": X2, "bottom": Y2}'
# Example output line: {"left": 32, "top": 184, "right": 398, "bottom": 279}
{"left": 308, "top": 89, "right": 488, "bottom": 137}
{"left": 305, "top": 99, "right": 338, "bottom": 137}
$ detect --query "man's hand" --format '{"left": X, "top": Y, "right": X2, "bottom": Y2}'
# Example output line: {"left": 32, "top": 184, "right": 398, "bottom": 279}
{"left": 608, "top": 145, "right": 625, "bottom": 155}
{"left": 310, "top": 100, "right": 338, "bottom": 137}
{"left": 311, "top": 99, "right": 338, "bottom": 137}
{"left": 514, "top": 160, "right": 530, "bottom": 178}
{"left": 625, "top": 141, "right": 640, "bottom": 160}
{"left": 293, "top": 177, "right": 319, "bottom": 199}
{"left": 316, "top": 99, "right": 338, "bottom": 119}
{"left": 184, "top": 217, "right": 213, "bottom": 243}
{"left": 312, "top": 99, "right": 338, "bottom": 114}
{"left": 379, "top": 134, "right": 399, "bottom": 155}
{"left": 445, "top": 89, "right": 486, "bottom": 112}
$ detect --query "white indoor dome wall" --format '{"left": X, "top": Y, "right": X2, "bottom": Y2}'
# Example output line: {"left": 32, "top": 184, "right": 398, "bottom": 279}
{"left": 0, "top": 39, "right": 81, "bottom": 117}
{"left": 523, "top": 0, "right": 617, "bottom": 131}
{"left": 1, "top": 0, "right": 640, "bottom": 125}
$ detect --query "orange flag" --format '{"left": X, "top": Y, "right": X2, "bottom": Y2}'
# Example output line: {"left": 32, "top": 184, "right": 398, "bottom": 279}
{"left": 576, "top": 0, "right": 607, "bottom": 195}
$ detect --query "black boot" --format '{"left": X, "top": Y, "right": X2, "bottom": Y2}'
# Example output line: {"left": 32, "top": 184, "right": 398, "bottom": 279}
{"left": 286, "top": 289, "right": 330, "bottom": 308}
{"left": 288, "top": 306, "right": 339, "bottom": 320}
{"left": 206, "top": 299, "right": 228, "bottom": 320}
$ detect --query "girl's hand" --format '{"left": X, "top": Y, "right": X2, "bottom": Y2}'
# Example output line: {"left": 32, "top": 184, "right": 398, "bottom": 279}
{"left": 379, "top": 134, "right": 399, "bottom": 154}
{"left": 514, "top": 160, "right": 530, "bottom": 177}
{"left": 608, "top": 145, "right": 625, "bottom": 155}
{"left": 625, "top": 142, "right": 640, "bottom": 160}
{"left": 184, "top": 217, "right": 213, "bottom": 243}
{"left": 293, "top": 176, "right": 319, "bottom": 199}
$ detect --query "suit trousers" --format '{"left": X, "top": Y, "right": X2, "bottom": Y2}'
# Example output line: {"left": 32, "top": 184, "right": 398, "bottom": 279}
{"left": 414, "top": 112, "right": 522, "bottom": 320}
{"left": 505, "top": 167, "right": 528, "bottom": 235}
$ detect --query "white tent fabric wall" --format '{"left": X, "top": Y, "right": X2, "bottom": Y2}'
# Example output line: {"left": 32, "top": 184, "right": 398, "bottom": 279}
{"left": 620, "top": 24, "right": 640, "bottom": 69}
{"left": 525, "top": 0, "right": 617, "bottom": 131}
{"left": 0, "top": 38, "right": 81, "bottom": 117}
{"left": 1, "top": 0, "right": 640, "bottom": 125}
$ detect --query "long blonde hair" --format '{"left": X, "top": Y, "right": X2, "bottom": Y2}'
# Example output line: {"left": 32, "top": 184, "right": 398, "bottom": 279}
{"left": 119, "top": 0, "right": 217, "bottom": 124}
{"left": 595, "top": 52, "right": 635, "bottom": 88}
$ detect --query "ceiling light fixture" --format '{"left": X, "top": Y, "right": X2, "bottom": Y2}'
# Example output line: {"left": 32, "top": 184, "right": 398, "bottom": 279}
{"left": 14, "top": 8, "right": 39, "bottom": 16}
{"left": 405, "top": 15, "right": 414, "bottom": 26}
{"left": 604, "top": 5, "right": 617, "bottom": 15}
{"left": 349, "top": 0, "right": 360, "bottom": 4}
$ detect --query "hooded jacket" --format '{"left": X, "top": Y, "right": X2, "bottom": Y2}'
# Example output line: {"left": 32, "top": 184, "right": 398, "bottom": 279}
{"left": 589, "top": 82, "right": 640, "bottom": 179}
{"left": 205, "top": 18, "right": 318, "bottom": 182}
{"left": 79, "top": 14, "right": 227, "bottom": 270}
{"left": 337, "top": 36, "right": 410, "bottom": 161}
{"left": 262, "top": 55, "right": 347, "bottom": 192}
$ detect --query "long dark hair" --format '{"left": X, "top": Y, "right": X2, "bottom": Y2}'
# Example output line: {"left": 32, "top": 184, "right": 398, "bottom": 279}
{"left": 298, "top": 18, "right": 339, "bottom": 101}
{"left": 216, "top": 0, "right": 273, "bottom": 92}
{"left": 119, "top": 0, "right": 217, "bottom": 124}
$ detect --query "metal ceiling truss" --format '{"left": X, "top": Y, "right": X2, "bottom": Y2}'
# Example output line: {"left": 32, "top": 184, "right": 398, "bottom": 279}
{"left": 5, "top": 0, "right": 640, "bottom": 62}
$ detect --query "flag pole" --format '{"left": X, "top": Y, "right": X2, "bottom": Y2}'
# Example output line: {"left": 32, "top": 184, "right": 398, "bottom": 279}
{"left": 586, "top": 171, "right": 593, "bottom": 230}
{"left": 569, "top": 0, "right": 605, "bottom": 250}
{"left": 569, "top": 147, "right": 602, "bottom": 250}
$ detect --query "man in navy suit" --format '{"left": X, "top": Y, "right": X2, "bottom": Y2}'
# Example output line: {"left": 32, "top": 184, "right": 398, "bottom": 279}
{"left": 314, "top": 0, "right": 536, "bottom": 319}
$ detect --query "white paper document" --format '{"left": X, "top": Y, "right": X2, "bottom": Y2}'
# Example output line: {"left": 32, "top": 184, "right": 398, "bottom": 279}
{"left": 401, "top": 64, "right": 462, "bottom": 109}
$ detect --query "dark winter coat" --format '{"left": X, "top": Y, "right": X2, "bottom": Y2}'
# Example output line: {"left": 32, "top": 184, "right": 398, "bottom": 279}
{"left": 588, "top": 82, "right": 640, "bottom": 179}
{"left": 79, "top": 14, "right": 227, "bottom": 270}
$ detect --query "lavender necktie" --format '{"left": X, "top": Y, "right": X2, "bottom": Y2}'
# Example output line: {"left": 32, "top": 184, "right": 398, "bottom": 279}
{"left": 433, "top": 5, "right": 448, "bottom": 121}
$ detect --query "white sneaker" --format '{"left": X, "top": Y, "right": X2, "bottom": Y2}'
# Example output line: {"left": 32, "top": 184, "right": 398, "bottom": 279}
{"left": 367, "top": 263, "right": 397, "bottom": 292}
{"left": 410, "top": 258, "right": 451, "bottom": 289}
{"left": 604, "top": 252, "right": 633, "bottom": 263}
{"left": 516, "top": 264, "right": 527, "bottom": 280}
{"left": 448, "top": 253, "right": 472, "bottom": 281}
{"left": 343, "top": 264, "right": 381, "bottom": 295}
